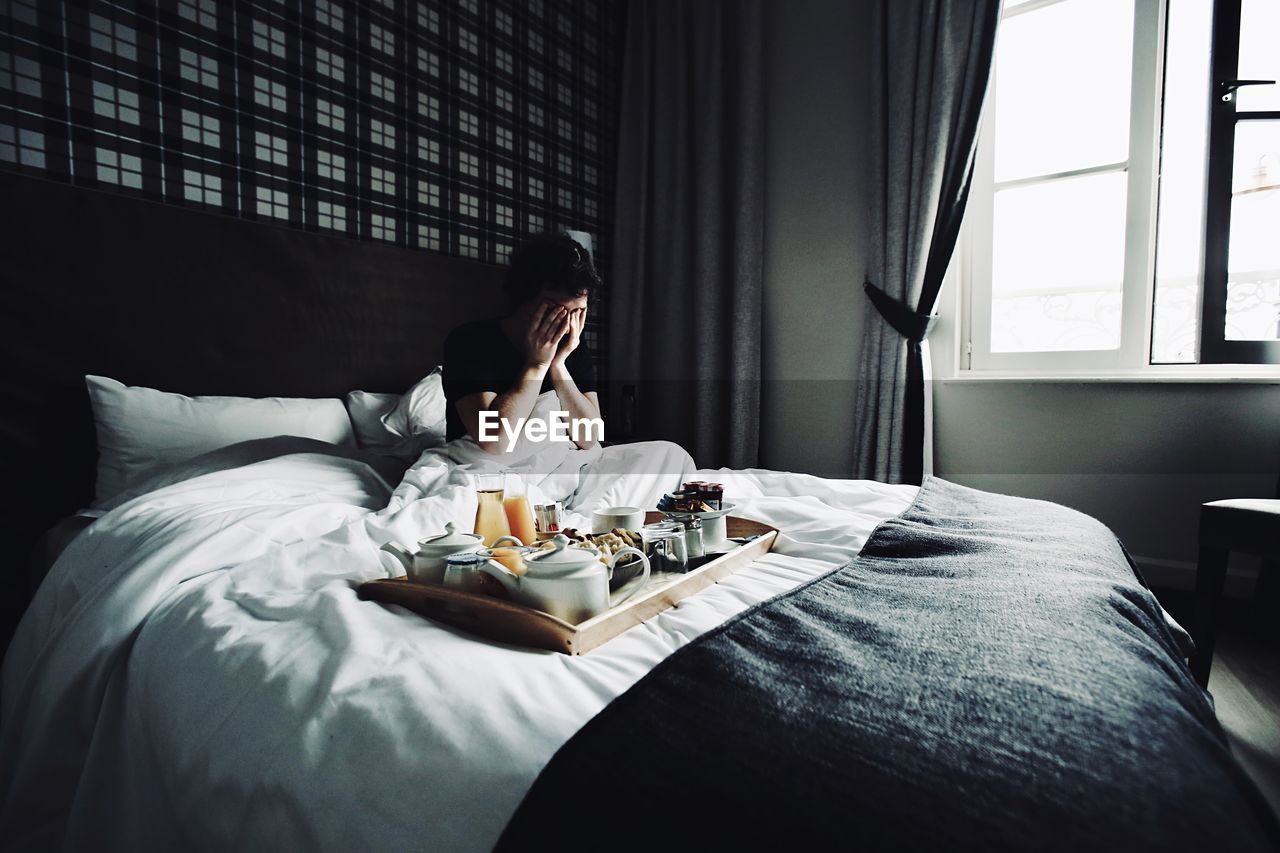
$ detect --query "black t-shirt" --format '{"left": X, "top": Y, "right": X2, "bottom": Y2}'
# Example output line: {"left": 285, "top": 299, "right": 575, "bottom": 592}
{"left": 441, "top": 317, "right": 598, "bottom": 441}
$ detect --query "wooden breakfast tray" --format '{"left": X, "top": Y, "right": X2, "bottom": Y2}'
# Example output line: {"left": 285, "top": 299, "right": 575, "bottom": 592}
{"left": 357, "top": 514, "right": 777, "bottom": 655}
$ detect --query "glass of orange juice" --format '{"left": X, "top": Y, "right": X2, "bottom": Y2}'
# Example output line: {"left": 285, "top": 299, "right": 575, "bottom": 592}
{"left": 501, "top": 469, "right": 538, "bottom": 547}
{"left": 473, "top": 472, "right": 512, "bottom": 546}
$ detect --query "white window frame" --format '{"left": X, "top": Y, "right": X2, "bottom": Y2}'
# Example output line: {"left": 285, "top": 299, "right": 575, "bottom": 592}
{"left": 961, "top": 0, "right": 1165, "bottom": 373}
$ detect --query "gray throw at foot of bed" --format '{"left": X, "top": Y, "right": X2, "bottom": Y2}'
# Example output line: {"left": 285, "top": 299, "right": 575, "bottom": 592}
{"left": 497, "top": 478, "right": 1280, "bottom": 852}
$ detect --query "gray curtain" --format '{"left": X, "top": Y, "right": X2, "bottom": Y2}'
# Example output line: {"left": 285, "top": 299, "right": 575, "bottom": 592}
{"left": 609, "top": 0, "right": 764, "bottom": 470}
{"left": 852, "top": 0, "right": 1000, "bottom": 484}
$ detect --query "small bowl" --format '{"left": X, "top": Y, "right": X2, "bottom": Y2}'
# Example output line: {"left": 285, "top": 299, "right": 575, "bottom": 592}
{"left": 608, "top": 552, "right": 646, "bottom": 590}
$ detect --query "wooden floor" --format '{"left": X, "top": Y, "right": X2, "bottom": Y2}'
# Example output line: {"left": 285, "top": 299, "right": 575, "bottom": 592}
{"left": 1209, "top": 629, "right": 1280, "bottom": 817}
{"left": 1155, "top": 585, "right": 1280, "bottom": 820}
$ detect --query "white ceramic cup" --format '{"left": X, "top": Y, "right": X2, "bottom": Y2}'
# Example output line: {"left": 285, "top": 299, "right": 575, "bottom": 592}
{"left": 591, "top": 505, "right": 646, "bottom": 534}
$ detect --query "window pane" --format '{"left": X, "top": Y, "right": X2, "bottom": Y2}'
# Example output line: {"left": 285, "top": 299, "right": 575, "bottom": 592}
{"left": 994, "top": 0, "right": 1134, "bottom": 182}
{"left": 1235, "top": 0, "right": 1280, "bottom": 112}
{"left": 1225, "top": 120, "right": 1280, "bottom": 341}
{"left": 990, "top": 172, "right": 1128, "bottom": 352}
{"left": 1151, "top": 0, "right": 1213, "bottom": 364}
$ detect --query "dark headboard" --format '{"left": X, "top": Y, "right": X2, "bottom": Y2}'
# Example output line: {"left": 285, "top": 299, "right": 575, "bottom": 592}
{"left": 0, "top": 172, "right": 506, "bottom": 593}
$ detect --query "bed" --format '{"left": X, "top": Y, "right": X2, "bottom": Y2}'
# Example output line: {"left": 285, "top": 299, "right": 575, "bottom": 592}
{"left": 2, "top": 176, "right": 1278, "bottom": 852}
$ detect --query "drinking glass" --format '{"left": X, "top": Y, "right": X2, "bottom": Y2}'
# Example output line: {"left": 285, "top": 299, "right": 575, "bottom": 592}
{"left": 473, "top": 472, "right": 511, "bottom": 546}
{"left": 501, "top": 469, "right": 538, "bottom": 546}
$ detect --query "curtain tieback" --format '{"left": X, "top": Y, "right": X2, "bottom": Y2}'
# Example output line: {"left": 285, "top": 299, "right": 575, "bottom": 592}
{"left": 863, "top": 281, "right": 938, "bottom": 343}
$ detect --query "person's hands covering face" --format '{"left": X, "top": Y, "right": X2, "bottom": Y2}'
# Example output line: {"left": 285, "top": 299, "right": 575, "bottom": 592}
{"left": 523, "top": 302, "right": 571, "bottom": 367}
{"left": 554, "top": 305, "right": 586, "bottom": 364}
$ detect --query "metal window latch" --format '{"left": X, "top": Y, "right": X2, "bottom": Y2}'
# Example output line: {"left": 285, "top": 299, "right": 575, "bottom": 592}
{"left": 1220, "top": 79, "right": 1276, "bottom": 102}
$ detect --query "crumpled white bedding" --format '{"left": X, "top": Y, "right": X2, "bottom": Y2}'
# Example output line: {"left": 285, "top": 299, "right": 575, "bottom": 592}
{"left": 1, "top": 440, "right": 914, "bottom": 852}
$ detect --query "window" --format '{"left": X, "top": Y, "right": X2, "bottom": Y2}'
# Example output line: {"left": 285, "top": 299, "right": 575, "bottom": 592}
{"left": 256, "top": 186, "right": 289, "bottom": 219}
{"left": 458, "top": 27, "right": 478, "bottom": 55}
{"left": 370, "top": 71, "right": 394, "bottom": 102}
{"left": 417, "top": 47, "right": 436, "bottom": 76}
{"left": 962, "top": 0, "right": 1279, "bottom": 371}
{"left": 89, "top": 14, "right": 137, "bottom": 62}
{"left": 1, "top": 126, "right": 45, "bottom": 168}
{"left": 183, "top": 169, "right": 221, "bottom": 205}
{"left": 418, "top": 179, "right": 440, "bottom": 207}
{"left": 370, "top": 118, "right": 394, "bottom": 149}
{"left": 418, "top": 135, "right": 440, "bottom": 164}
{"left": 316, "top": 98, "right": 344, "bottom": 133}
{"left": 459, "top": 69, "right": 479, "bottom": 97}
{"left": 316, "top": 148, "right": 345, "bottom": 182}
{"left": 252, "top": 19, "right": 285, "bottom": 59}
{"left": 181, "top": 109, "right": 219, "bottom": 147}
{"left": 418, "top": 223, "right": 441, "bottom": 250}
{"left": 1, "top": 51, "right": 42, "bottom": 98}
{"left": 254, "top": 75, "right": 287, "bottom": 112}
{"left": 179, "top": 49, "right": 218, "bottom": 88}
{"left": 317, "top": 199, "right": 347, "bottom": 230}
{"left": 177, "top": 0, "right": 216, "bottom": 29}
{"left": 96, "top": 147, "right": 142, "bottom": 188}
{"left": 370, "top": 23, "right": 393, "bottom": 56}
{"left": 370, "top": 165, "right": 394, "bottom": 196}
{"left": 418, "top": 91, "right": 440, "bottom": 121}
{"left": 316, "top": 0, "right": 343, "bottom": 33}
{"left": 370, "top": 211, "right": 395, "bottom": 241}
{"left": 316, "top": 47, "right": 344, "bottom": 83}
{"left": 255, "top": 131, "right": 287, "bottom": 166}
{"left": 494, "top": 86, "right": 512, "bottom": 112}
{"left": 93, "top": 81, "right": 140, "bottom": 124}
{"left": 1198, "top": 0, "right": 1280, "bottom": 362}
{"left": 458, "top": 110, "right": 478, "bottom": 136}
{"left": 418, "top": 4, "right": 440, "bottom": 35}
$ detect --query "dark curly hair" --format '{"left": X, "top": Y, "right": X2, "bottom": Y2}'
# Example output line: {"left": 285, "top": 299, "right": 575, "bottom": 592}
{"left": 503, "top": 232, "right": 602, "bottom": 307}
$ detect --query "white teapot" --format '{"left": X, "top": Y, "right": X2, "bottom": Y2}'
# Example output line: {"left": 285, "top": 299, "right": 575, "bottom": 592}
{"left": 480, "top": 533, "right": 651, "bottom": 623}
{"left": 380, "top": 522, "right": 521, "bottom": 584}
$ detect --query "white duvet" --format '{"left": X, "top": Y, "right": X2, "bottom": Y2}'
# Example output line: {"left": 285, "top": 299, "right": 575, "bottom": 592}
{"left": 1, "top": 441, "right": 914, "bottom": 852}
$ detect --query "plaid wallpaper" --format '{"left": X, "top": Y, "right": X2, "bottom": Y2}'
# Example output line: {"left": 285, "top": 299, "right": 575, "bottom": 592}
{"left": 0, "top": 0, "right": 621, "bottom": 361}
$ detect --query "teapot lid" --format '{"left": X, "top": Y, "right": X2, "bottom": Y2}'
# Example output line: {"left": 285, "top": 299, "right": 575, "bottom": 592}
{"left": 530, "top": 533, "right": 599, "bottom": 568}
{"left": 419, "top": 522, "right": 481, "bottom": 548}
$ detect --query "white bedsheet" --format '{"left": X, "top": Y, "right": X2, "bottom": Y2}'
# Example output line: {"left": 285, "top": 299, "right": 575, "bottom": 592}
{"left": 1, "top": 442, "right": 914, "bottom": 852}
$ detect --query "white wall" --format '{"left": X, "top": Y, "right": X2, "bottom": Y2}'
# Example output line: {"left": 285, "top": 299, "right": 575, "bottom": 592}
{"left": 759, "top": 0, "right": 872, "bottom": 478}
{"left": 760, "top": 0, "right": 1280, "bottom": 586}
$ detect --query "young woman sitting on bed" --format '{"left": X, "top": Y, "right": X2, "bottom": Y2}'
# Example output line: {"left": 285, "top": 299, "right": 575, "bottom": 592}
{"left": 442, "top": 232, "right": 603, "bottom": 454}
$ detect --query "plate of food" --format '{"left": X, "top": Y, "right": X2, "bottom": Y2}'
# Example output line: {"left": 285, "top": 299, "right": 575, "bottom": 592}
{"left": 656, "top": 491, "right": 737, "bottom": 551}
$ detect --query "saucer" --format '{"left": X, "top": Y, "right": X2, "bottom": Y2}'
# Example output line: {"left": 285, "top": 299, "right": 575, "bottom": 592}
{"left": 659, "top": 501, "right": 736, "bottom": 522}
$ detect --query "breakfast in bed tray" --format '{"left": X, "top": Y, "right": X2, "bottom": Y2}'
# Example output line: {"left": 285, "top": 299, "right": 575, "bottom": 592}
{"left": 359, "top": 480, "right": 777, "bottom": 654}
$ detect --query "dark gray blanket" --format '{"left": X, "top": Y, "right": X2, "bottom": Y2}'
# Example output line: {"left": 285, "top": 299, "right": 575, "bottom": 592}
{"left": 497, "top": 478, "right": 1279, "bottom": 852}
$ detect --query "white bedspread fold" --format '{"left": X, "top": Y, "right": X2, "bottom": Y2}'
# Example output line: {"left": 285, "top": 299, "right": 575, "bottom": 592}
{"left": 1, "top": 441, "right": 913, "bottom": 852}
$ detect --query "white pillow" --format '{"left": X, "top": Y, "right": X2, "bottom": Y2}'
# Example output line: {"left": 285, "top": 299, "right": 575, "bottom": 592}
{"left": 86, "top": 375, "right": 355, "bottom": 507}
{"left": 380, "top": 368, "right": 447, "bottom": 445}
{"left": 344, "top": 390, "right": 403, "bottom": 449}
